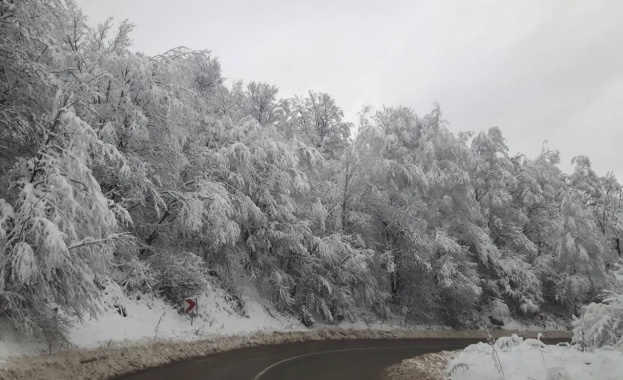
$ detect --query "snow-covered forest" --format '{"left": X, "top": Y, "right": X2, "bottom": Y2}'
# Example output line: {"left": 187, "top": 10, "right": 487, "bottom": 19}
{"left": 1, "top": 0, "right": 622, "bottom": 347}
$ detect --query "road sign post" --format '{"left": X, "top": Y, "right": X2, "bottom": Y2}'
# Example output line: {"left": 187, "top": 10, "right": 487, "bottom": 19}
{"left": 184, "top": 297, "right": 197, "bottom": 325}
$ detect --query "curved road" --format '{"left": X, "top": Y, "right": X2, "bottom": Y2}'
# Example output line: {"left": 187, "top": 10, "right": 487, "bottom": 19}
{"left": 115, "top": 337, "right": 568, "bottom": 380}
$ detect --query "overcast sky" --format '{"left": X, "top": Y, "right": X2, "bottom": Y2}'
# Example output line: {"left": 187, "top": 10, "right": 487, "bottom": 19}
{"left": 76, "top": 0, "right": 622, "bottom": 179}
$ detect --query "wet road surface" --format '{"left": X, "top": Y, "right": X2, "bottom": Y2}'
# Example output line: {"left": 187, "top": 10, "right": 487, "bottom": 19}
{"left": 114, "top": 336, "right": 569, "bottom": 380}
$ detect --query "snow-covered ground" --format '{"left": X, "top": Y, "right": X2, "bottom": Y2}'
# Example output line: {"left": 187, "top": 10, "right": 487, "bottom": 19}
{"left": 383, "top": 350, "right": 460, "bottom": 380}
{"left": 0, "top": 281, "right": 302, "bottom": 361}
{"left": 448, "top": 334, "right": 623, "bottom": 380}
{"left": 70, "top": 281, "right": 301, "bottom": 349}
{"left": 386, "top": 334, "right": 622, "bottom": 380}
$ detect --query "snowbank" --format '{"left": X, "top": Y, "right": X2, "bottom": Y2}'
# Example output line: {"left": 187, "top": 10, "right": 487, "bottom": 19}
{"left": 383, "top": 331, "right": 573, "bottom": 380}
{"left": 0, "top": 282, "right": 302, "bottom": 361}
{"left": 69, "top": 282, "right": 300, "bottom": 349}
{"left": 447, "top": 335, "right": 623, "bottom": 380}
{"left": 447, "top": 334, "right": 622, "bottom": 380}
{"left": 0, "top": 319, "right": 49, "bottom": 361}
{"left": 382, "top": 350, "right": 460, "bottom": 380}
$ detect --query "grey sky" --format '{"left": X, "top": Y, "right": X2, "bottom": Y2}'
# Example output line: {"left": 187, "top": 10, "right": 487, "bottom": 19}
{"left": 76, "top": 0, "right": 622, "bottom": 179}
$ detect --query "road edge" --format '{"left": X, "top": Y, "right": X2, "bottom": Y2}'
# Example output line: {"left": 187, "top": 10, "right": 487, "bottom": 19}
{"left": 0, "top": 328, "right": 571, "bottom": 380}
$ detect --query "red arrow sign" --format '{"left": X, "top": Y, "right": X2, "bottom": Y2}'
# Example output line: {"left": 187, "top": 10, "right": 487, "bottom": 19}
{"left": 184, "top": 297, "right": 197, "bottom": 314}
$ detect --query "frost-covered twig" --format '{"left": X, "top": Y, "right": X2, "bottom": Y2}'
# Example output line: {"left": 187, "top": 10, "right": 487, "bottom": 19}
{"left": 535, "top": 333, "right": 550, "bottom": 374}
{"left": 67, "top": 232, "right": 130, "bottom": 250}
{"left": 154, "top": 312, "right": 166, "bottom": 340}
{"left": 485, "top": 324, "right": 506, "bottom": 378}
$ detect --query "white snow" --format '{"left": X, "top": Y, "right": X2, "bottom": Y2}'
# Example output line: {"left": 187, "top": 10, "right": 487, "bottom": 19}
{"left": 0, "top": 282, "right": 301, "bottom": 361}
{"left": 448, "top": 334, "right": 623, "bottom": 380}
{"left": 69, "top": 282, "right": 300, "bottom": 349}
{"left": 0, "top": 319, "right": 47, "bottom": 360}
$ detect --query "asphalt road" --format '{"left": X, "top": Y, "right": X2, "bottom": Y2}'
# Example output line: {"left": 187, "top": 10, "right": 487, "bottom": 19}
{"left": 114, "top": 337, "right": 569, "bottom": 380}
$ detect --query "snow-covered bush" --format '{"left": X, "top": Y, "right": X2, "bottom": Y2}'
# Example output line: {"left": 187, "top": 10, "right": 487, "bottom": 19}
{"left": 150, "top": 250, "right": 208, "bottom": 304}
{"left": 439, "top": 284, "right": 480, "bottom": 327}
{"left": 115, "top": 257, "right": 157, "bottom": 294}
{"left": 300, "top": 305, "right": 315, "bottom": 327}
{"left": 34, "top": 304, "right": 74, "bottom": 354}
{"left": 572, "top": 291, "right": 623, "bottom": 350}
{"left": 489, "top": 298, "right": 511, "bottom": 321}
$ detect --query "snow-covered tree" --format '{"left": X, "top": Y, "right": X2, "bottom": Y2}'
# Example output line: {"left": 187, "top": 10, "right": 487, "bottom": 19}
{"left": 287, "top": 92, "right": 351, "bottom": 160}
{"left": 0, "top": 0, "right": 133, "bottom": 343}
{"left": 569, "top": 157, "right": 622, "bottom": 257}
{"left": 470, "top": 127, "right": 542, "bottom": 314}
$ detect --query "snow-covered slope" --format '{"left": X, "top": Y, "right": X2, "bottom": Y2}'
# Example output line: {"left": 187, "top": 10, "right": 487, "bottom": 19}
{"left": 70, "top": 282, "right": 299, "bottom": 348}
{"left": 0, "top": 282, "right": 300, "bottom": 361}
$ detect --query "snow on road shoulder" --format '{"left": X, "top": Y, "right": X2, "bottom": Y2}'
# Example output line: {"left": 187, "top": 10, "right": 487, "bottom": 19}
{"left": 68, "top": 281, "right": 300, "bottom": 349}
{"left": 382, "top": 350, "right": 460, "bottom": 380}
{"left": 0, "top": 282, "right": 300, "bottom": 362}
{"left": 0, "top": 319, "right": 47, "bottom": 361}
{"left": 447, "top": 334, "right": 622, "bottom": 380}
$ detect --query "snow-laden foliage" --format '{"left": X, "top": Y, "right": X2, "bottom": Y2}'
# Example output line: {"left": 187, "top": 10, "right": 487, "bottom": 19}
{"left": 0, "top": 0, "right": 134, "bottom": 345}
{"left": 0, "top": 0, "right": 621, "bottom": 342}
{"left": 471, "top": 127, "right": 543, "bottom": 314}
{"left": 572, "top": 291, "right": 623, "bottom": 350}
